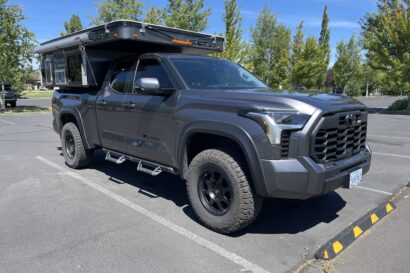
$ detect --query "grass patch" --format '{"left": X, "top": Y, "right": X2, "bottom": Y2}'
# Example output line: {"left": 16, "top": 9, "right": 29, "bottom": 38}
{"left": 0, "top": 106, "right": 51, "bottom": 114}
{"left": 21, "top": 90, "right": 54, "bottom": 99}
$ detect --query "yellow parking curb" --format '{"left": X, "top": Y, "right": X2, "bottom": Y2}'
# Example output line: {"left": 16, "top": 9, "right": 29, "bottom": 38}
{"left": 315, "top": 201, "right": 396, "bottom": 260}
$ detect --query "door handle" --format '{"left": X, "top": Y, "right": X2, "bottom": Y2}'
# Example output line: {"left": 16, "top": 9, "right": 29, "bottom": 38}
{"left": 97, "top": 100, "right": 107, "bottom": 106}
{"left": 124, "top": 102, "right": 136, "bottom": 109}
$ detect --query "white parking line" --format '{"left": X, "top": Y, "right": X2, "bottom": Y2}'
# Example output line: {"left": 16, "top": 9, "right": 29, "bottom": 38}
{"left": 373, "top": 152, "right": 410, "bottom": 159}
{"left": 0, "top": 118, "right": 15, "bottom": 125}
{"left": 368, "top": 134, "right": 410, "bottom": 141}
{"left": 35, "top": 156, "right": 270, "bottom": 273}
{"left": 356, "top": 186, "right": 393, "bottom": 196}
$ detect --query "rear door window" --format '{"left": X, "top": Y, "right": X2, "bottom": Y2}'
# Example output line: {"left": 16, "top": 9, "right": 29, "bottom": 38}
{"left": 110, "top": 60, "right": 136, "bottom": 93}
{"left": 134, "top": 59, "right": 173, "bottom": 90}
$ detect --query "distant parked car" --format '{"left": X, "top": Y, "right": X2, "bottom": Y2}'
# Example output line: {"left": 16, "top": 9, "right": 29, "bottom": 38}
{"left": 333, "top": 87, "right": 344, "bottom": 95}
{"left": 2, "top": 85, "right": 17, "bottom": 108}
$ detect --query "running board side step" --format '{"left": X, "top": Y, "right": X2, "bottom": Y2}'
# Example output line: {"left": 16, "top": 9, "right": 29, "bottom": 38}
{"left": 137, "top": 161, "right": 162, "bottom": 176}
{"left": 105, "top": 151, "right": 126, "bottom": 164}
{"left": 102, "top": 149, "right": 176, "bottom": 176}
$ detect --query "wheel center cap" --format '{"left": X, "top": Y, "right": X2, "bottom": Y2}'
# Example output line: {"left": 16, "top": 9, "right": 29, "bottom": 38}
{"left": 209, "top": 192, "right": 216, "bottom": 199}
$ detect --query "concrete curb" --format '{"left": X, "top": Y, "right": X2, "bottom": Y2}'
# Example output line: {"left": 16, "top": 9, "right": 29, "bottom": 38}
{"left": 314, "top": 201, "right": 396, "bottom": 260}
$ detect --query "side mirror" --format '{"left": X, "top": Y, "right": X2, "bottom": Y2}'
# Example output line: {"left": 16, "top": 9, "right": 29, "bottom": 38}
{"left": 134, "top": 78, "right": 173, "bottom": 96}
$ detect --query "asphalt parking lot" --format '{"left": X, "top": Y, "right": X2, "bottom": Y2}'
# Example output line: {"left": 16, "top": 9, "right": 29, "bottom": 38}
{"left": 356, "top": 96, "right": 406, "bottom": 109}
{"left": 1, "top": 108, "right": 409, "bottom": 273}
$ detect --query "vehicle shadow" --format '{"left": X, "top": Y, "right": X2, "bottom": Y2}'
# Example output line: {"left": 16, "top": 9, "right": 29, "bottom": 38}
{"left": 230, "top": 192, "right": 345, "bottom": 236}
{"left": 63, "top": 149, "right": 346, "bottom": 236}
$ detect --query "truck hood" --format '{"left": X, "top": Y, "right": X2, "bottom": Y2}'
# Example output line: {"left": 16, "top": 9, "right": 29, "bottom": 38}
{"left": 201, "top": 89, "right": 366, "bottom": 114}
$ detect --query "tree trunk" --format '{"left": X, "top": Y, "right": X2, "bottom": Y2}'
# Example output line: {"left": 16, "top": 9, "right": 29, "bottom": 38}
{"left": 365, "top": 81, "right": 369, "bottom": 97}
{"left": 0, "top": 84, "right": 5, "bottom": 111}
{"left": 343, "top": 84, "right": 347, "bottom": 95}
{"left": 408, "top": 91, "right": 410, "bottom": 111}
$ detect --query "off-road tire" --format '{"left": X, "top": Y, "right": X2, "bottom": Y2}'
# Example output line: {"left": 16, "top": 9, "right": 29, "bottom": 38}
{"left": 186, "top": 148, "right": 263, "bottom": 234}
{"left": 61, "top": 122, "right": 93, "bottom": 169}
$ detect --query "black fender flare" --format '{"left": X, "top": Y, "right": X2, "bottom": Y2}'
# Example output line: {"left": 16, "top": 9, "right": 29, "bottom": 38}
{"left": 59, "top": 107, "right": 93, "bottom": 150}
{"left": 178, "top": 120, "right": 269, "bottom": 197}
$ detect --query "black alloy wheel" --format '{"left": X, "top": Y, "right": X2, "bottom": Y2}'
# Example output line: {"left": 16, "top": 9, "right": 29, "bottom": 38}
{"left": 65, "top": 131, "right": 76, "bottom": 159}
{"left": 198, "top": 169, "right": 233, "bottom": 216}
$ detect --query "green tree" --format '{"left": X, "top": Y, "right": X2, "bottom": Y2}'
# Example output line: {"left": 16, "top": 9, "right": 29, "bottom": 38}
{"left": 250, "top": 6, "right": 291, "bottom": 88}
{"left": 317, "top": 5, "right": 331, "bottom": 89}
{"left": 90, "top": 0, "right": 144, "bottom": 25}
{"left": 290, "top": 21, "right": 305, "bottom": 87}
{"left": 217, "top": 0, "right": 247, "bottom": 64}
{"left": 60, "top": 14, "right": 83, "bottom": 36}
{"left": 361, "top": 0, "right": 410, "bottom": 98}
{"left": 145, "top": 6, "right": 164, "bottom": 25}
{"left": 298, "top": 37, "right": 322, "bottom": 90}
{"left": 361, "top": 65, "right": 385, "bottom": 96}
{"left": 164, "top": 0, "right": 211, "bottom": 32}
{"left": 0, "top": 0, "right": 35, "bottom": 109}
{"left": 332, "top": 35, "right": 363, "bottom": 95}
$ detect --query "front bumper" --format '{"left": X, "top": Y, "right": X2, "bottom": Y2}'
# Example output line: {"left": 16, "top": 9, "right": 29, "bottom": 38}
{"left": 259, "top": 146, "right": 372, "bottom": 199}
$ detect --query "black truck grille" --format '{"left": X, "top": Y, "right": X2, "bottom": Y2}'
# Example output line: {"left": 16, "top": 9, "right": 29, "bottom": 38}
{"left": 313, "top": 111, "right": 367, "bottom": 163}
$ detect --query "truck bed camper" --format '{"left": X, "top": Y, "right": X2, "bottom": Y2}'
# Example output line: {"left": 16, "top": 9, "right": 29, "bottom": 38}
{"left": 35, "top": 20, "right": 224, "bottom": 89}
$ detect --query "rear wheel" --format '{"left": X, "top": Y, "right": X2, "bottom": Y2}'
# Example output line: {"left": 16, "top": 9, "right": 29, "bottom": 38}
{"left": 61, "top": 122, "right": 93, "bottom": 169}
{"left": 186, "top": 149, "right": 263, "bottom": 234}
{"left": 10, "top": 101, "right": 16, "bottom": 108}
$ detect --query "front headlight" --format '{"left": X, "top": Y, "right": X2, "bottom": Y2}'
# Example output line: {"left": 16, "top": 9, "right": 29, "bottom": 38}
{"left": 241, "top": 111, "right": 310, "bottom": 144}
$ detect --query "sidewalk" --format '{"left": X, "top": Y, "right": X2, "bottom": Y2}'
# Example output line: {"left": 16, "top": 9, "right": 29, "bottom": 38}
{"left": 303, "top": 187, "right": 410, "bottom": 273}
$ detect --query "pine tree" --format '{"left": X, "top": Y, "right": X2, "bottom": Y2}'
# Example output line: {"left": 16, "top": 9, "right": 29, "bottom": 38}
{"left": 60, "top": 14, "right": 83, "bottom": 36}
{"left": 317, "top": 5, "right": 331, "bottom": 89}
{"left": 218, "top": 0, "right": 247, "bottom": 64}
{"left": 90, "top": 0, "right": 144, "bottom": 25}
{"left": 164, "top": 0, "right": 211, "bottom": 32}
{"left": 290, "top": 21, "right": 305, "bottom": 88}
{"left": 250, "top": 6, "right": 291, "bottom": 88}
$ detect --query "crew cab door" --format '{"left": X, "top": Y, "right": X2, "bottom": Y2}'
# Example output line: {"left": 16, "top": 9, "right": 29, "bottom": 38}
{"left": 96, "top": 59, "right": 135, "bottom": 153}
{"left": 123, "top": 57, "right": 178, "bottom": 166}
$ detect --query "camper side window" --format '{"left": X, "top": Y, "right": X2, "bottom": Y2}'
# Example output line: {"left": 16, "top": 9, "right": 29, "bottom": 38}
{"left": 110, "top": 60, "right": 135, "bottom": 93}
{"left": 44, "top": 58, "right": 53, "bottom": 85}
{"left": 66, "top": 54, "right": 83, "bottom": 84}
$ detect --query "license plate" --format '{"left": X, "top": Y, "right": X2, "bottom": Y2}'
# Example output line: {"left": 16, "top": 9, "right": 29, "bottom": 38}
{"left": 349, "top": 168, "right": 363, "bottom": 188}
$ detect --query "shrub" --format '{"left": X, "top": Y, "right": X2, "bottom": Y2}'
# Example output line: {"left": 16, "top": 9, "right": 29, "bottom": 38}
{"left": 388, "top": 99, "right": 409, "bottom": 111}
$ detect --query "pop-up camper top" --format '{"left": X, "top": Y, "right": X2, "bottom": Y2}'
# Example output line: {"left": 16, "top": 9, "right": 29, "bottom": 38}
{"left": 34, "top": 20, "right": 224, "bottom": 88}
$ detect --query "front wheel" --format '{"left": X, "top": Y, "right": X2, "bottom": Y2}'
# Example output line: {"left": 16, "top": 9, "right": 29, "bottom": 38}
{"left": 61, "top": 122, "right": 93, "bottom": 169}
{"left": 186, "top": 149, "right": 263, "bottom": 234}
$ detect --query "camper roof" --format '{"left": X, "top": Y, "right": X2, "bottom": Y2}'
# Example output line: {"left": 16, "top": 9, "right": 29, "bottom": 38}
{"left": 34, "top": 20, "right": 224, "bottom": 55}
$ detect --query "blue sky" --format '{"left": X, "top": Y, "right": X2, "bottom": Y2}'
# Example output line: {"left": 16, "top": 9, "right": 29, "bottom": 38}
{"left": 11, "top": 0, "right": 378, "bottom": 64}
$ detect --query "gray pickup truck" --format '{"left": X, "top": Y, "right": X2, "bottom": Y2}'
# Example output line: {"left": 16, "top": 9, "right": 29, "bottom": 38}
{"left": 38, "top": 21, "right": 371, "bottom": 233}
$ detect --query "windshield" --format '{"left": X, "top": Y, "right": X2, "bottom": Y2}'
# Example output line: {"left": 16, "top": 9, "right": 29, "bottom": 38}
{"left": 170, "top": 57, "right": 268, "bottom": 90}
